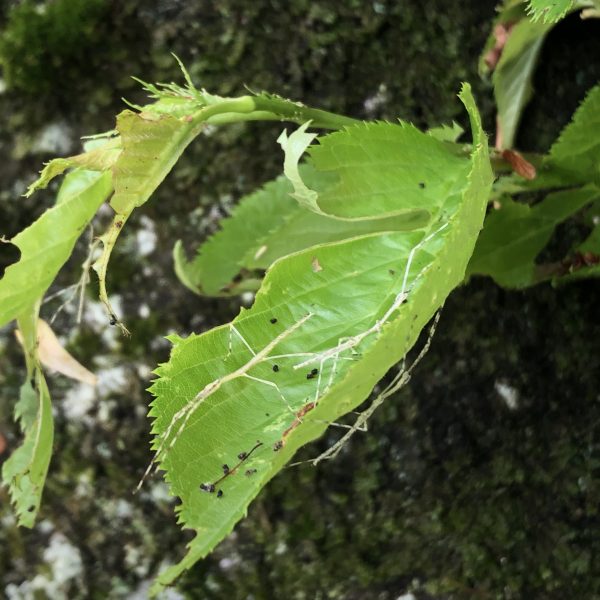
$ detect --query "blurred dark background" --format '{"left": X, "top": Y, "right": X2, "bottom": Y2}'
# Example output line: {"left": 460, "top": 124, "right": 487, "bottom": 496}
{"left": 0, "top": 1, "right": 599, "bottom": 598}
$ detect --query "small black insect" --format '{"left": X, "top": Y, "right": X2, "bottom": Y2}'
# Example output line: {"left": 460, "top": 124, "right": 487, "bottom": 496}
{"left": 272, "top": 364, "right": 280, "bottom": 372}
{"left": 109, "top": 315, "right": 117, "bottom": 326}
{"left": 245, "top": 469, "right": 257, "bottom": 477}
{"left": 306, "top": 368, "right": 319, "bottom": 380}
{"left": 216, "top": 489, "right": 224, "bottom": 498}
{"left": 222, "top": 464, "right": 230, "bottom": 475}
{"left": 270, "top": 317, "right": 278, "bottom": 324}
{"left": 273, "top": 440, "right": 284, "bottom": 451}
{"left": 200, "top": 483, "right": 215, "bottom": 493}
{"left": 419, "top": 182, "right": 425, "bottom": 189}
{"left": 237, "top": 451, "right": 247, "bottom": 460}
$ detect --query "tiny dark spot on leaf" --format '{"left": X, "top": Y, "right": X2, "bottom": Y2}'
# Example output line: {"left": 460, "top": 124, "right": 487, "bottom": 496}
{"left": 270, "top": 318, "right": 278, "bottom": 324}
{"left": 306, "top": 368, "right": 319, "bottom": 379}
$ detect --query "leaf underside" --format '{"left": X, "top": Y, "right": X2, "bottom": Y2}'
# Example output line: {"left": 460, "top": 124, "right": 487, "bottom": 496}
{"left": 0, "top": 169, "right": 112, "bottom": 329}
{"left": 174, "top": 165, "right": 430, "bottom": 296}
{"left": 493, "top": 16, "right": 553, "bottom": 149}
{"left": 148, "top": 84, "right": 493, "bottom": 594}
{"left": 2, "top": 309, "right": 54, "bottom": 527}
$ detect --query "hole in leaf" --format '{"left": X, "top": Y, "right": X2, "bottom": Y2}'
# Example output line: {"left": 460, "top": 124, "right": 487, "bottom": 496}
{"left": 0, "top": 242, "right": 21, "bottom": 278}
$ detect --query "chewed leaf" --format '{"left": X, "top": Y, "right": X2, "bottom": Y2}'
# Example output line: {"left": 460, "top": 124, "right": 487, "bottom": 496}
{"left": 148, "top": 83, "right": 492, "bottom": 594}
{"left": 174, "top": 165, "right": 429, "bottom": 296}
{"left": 25, "top": 138, "right": 121, "bottom": 197}
{"left": 109, "top": 110, "right": 205, "bottom": 214}
{"left": 277, "top": 123, "right": 322, "bottom": 214}
{"left": 279, "top": 119, "right": 469, "bottom": 221}
{"left": 2, "top": 308, "right": 54, "bottom": 528}
{"left": 0, "top": 169, "right": 112, "bottom": 329}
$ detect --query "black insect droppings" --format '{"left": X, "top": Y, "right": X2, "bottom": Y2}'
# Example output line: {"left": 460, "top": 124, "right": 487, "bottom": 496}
{"left": 216, "top": 489, "right": 224, "bottom": 498}
{"left": 272, "top": 364, "right": 280, "bottom": 372}
{"left": 419, "top": 182, "right": 426, "bottom": 189}
{"left": 306, "top": 368, "right": 319, "bottom": 380}
{"left": 270, "top": 317, "right": 278, "bottom": 324}
{"left": 109, "top": 315, "right": 117, "bottom": 326}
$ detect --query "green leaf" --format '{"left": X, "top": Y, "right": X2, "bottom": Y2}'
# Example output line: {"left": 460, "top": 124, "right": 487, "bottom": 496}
{"left": 493, "top": 83, "right": 600, "bottom": 193}
{"left": 554, "top": 210, "right": 600, "bottom": 282}
{"left": 147, "top": 83, "right": 493, "bottom": 594}
{"left": 0, "top": 169, "right": 112, "bottom": 329}
{"left": 278, "top": 120, "right": 470, "bottom": 221}
{"left": 174, "top": 166, "right": 429, "bottom": 296}
{"left": 2, "top": 308, "right": 54, "bottom": 528}
{"left": 467, "top": 186, "right": 599, "bottom": 287}
{"left": 109, "top": 110, "right": 205, "bottom": 214}
{"left": 493, "top": 17, "right": 554, "bottom": 149}
{"left": 427, "top": 121, "right": 464, "bottom": 143}
{"left": 486, "top": 1, "right": 591, "bottom": 149}
{"left": 14, "top": 381, "right": 38, "bottom": 432}
{"left": 547, "top": 83, "right": 600, "bottom": 184}
{"left": 526, "top": 0, "right": 574, "bottom": 22}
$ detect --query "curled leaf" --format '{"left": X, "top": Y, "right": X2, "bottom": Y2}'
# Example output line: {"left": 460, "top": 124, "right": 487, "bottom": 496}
{"left": 15, "top": 319, "right": 97, "bottom": 386}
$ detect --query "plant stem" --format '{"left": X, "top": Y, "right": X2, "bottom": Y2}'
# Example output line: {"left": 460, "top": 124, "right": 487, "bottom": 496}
{"left": 193, "top": 94, "right": 361, "bottom": 131}
{"left": 252, "top": 95, "right": 361, "bottom": 129}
